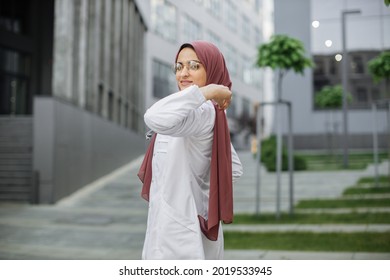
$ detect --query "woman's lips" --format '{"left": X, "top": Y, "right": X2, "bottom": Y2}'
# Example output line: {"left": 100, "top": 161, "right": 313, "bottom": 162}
{"left": 180, "top": 80, "right": 193, "bottom": 87}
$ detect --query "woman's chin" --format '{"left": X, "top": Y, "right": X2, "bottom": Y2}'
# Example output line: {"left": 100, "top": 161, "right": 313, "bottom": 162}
{"left": 179, "top": 85, "right": 189, "bottom": 90}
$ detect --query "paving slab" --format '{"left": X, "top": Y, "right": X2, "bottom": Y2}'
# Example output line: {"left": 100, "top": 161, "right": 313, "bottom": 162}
{"left": 0, "top": 150, "right": 389, "bottom": 260}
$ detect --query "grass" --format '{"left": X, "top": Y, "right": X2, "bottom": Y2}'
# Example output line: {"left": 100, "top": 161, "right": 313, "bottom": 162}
{"left": 224, "top": 232, "right": 390, "bottom": 252}
{"left": 343, "top": 176, "right": 390, "bottom": 195}
{"left": 295, "top": 198, "right": 390, "bottom": 209}
{"left": 224, "top": 174, "right": 390, "bottom": 252}
{"left": 233, "top": 212, "right": 390, "bottom": 224}
{"left": 357, "top": 175, "right": 390, "bottom": 184}
{"left": 343, "top": 186, "right": 390, "bottom": 195}
{"left": 296, "top": 152, "right": 388, "bottom": 171}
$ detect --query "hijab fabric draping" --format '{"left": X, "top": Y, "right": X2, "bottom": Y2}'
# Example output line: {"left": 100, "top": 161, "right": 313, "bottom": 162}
{"left": 137, "top": 41, "right": 233, "bottom": 241}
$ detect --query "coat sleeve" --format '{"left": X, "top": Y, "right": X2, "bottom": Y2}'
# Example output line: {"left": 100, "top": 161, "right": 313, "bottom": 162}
{"left": 231, "top": 143, "right": 243, "bottom": 182}
{"left": 144, "top": 85, "right": 215, "bottom": 137}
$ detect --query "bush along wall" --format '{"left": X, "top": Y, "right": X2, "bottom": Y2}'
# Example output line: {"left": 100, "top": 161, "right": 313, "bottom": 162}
{"left": 258, "top": 136, "right": 307, "bottom": 172}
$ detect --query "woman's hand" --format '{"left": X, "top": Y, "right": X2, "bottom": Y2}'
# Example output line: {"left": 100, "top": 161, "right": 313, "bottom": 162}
{"left": 200, "top": 84, "right": 232, "bottom": 110}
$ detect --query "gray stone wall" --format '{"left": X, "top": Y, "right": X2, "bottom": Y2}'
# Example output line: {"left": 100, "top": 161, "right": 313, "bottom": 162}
{"left": 33, "top": 97, "right": 146, "bottom": 204}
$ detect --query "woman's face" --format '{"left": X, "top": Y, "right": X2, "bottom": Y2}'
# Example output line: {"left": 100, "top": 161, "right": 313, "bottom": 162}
{"left": 175, "top": 47, "right": 207, "bottom": 90}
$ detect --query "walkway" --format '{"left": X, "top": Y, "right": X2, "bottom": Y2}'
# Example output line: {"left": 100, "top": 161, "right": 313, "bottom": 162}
{"left": 0, "top": 151, "right": 389, "bottom": 260}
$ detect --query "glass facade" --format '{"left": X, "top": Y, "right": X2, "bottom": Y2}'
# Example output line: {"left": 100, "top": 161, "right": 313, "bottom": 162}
{"left": 313, "top": 51, "right": 388, "bottom": 109}
{"left": 181, "top": 14, "right": 202, "bottom": 43}
{"left": 151, "top": 0, "right": 177, "bottom": 42}
{"left": 153, "top": 59, "right": 177, "bottom": 99}
{"left": 0, "top": 47, "right": 31, "bottom": 115}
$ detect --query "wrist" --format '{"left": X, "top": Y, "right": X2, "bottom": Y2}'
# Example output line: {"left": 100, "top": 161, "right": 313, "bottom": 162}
{"left": 200, "top": 85, "right": 213, "bottom": 101}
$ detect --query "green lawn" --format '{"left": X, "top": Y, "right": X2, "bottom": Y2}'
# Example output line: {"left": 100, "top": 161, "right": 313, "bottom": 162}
{"left": 225, "top": 174, "right": 390, "bottom": 252}
{"left": 224, "top": 232, "right": 390, "bottom": 252}
{"left": 295, "top": 198, "right": 390, "bottom": 209}
{"left": 233, "top": 212, "right": 390, "bottom": 224}
{"left": 296, "top": 152, "right": 388, "bottom": 171}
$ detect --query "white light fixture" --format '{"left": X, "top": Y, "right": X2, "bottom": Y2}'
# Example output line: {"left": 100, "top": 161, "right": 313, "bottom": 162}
{"left": 335, "top": 54, "right": 342, "bottom": 61}
{"left": 325, "top": 40, "right": 333, "bottom": 47}
{"left": 312, "top": 20, "right": 320, "bottom": 28}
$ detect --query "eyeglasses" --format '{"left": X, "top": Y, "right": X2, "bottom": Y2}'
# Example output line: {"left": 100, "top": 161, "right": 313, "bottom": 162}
{"left": 173, "top": 60, "right": 202, "bottom": 74}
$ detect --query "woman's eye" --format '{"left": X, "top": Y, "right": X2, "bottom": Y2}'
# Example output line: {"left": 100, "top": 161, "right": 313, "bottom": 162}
{"left": 189, "top": 62, "right": 199, "bottom": 70}
{"left": 175, "top": 64, "right": 183, "bottom": 72}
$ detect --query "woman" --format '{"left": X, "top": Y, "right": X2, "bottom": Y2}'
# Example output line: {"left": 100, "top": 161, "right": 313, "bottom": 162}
{"left": 138, "top": 41, "right": 243, "bottom": 259}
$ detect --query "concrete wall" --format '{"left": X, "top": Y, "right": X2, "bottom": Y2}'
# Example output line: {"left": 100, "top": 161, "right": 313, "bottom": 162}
{"left": 33, "top": 96, "right": 146, "bottom": 204}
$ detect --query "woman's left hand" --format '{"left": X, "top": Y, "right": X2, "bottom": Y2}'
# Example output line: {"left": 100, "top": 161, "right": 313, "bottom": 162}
{"left": 200, "top": 84, "right": 232, "bottom": 110}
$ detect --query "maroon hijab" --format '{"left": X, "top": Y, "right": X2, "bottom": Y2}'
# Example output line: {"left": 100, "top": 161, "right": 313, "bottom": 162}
{"left": 138, "top": 41, "right": 233, "bottom": 241}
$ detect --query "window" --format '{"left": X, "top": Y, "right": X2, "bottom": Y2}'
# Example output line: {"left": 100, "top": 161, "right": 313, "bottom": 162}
{"left": 0, "top": 0, "right": 30, "bottom": 35}
{"left": 151, "top": 0, "right": 177, "bottom": 42}
{"left": 225, "top": 44, "right": 238, "bottom": 77}
{"left": 117, "top": 98, "right": 122, "bottom": 124}
{"left": 241, "top": 15, "right": 250, "bottom": 43}
{"left": 254, "top": 27, "right": 262, "bottom": 46}
{"left": 329, "top": 58, "right": 338, "bottom": 76}
{"left": 153, "top": 59, "right": 177, "bottom": 99}
{"left": 0, "top": 47, "right": 30, "bottom": 115}
{"left": 314, "top": 58, "right": 325, "bottom": 76}
{"left": 312, "top": 51, "right": 386, "bottom": 110}
{"left": 242, "top": 55, "right": 262, "bottom": 88}
{"left": 371, "top": 87, "right": 381, "bottom": 101}
{"left": 205, "top": 30, "right": 221, "bottom": 49}
{"left": 225, "top": 0, "right": 237, "bottom": 32}
{"left": 98, "top": 84, "right": 104, "bottom": 116}
{"left": 182, "top": 15, "right": 202, "bottom": 43}
{"left": 124, "top": 103, "right": 129, "bottom": 127}
{"left": 108, "top": 91, "right": 114, "bottom": 121}
{"left": 354, "top": 87, "right": 368, "bottom": 108}
{"left": 205, "top": 0, "right": 222, "bottom": 18}
{"left": 242, "top": 56, "right": 252, "bottom": 84}
{"left": 350, "top": 55, "right": 364, "bottom": 74}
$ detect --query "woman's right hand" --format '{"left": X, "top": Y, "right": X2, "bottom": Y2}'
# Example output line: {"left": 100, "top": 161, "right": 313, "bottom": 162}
{"left": 200, "top": 84, "right": 232, "bottom": 110}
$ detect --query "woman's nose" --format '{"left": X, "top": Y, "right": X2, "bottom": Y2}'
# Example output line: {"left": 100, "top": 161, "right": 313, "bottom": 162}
{"left": 179, "top": 66, "right": 190, "bottom": 77}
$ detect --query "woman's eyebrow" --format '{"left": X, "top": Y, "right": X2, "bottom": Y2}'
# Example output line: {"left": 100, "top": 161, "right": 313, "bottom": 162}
{"left": 176, "top": 59, "right": 201, "bottom": 63}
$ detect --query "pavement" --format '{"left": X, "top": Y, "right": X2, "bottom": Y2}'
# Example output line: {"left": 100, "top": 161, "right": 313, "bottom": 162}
{"left": 0, "top": 150, "right": 389, "bottom": 260}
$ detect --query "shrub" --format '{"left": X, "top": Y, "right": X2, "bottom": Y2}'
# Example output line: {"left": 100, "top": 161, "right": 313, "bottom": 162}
{"left": 260, "top": 136, "right": 307, "bottom": 171}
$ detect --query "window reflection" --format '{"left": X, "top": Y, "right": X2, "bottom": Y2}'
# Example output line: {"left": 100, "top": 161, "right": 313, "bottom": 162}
{"left": 0, "top": 47, "right": 30, "bottom": 114}
{"left": 0, "top": 0, "right": 30, "bottom": 35}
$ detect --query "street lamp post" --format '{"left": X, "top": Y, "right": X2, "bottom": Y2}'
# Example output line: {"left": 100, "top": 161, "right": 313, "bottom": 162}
{"left": 341, "top": 9, "right": 361, "bottom": 168}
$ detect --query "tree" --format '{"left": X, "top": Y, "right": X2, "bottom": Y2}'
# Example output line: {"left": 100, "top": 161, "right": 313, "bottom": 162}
{"left": 368, "top": 51, "right": 390, "bottom": 184}
{"left": 368, "top": 51, "right": 390, "bottom": 95}
{"left": 255, "top": 34, "right": 314, "bottom": 218}
{"left": 385, "top": 0, "right": 390, "bottom": 7}
{"left": 315, "top": 85, "right": 353, "bottom": 158}
{"left": 315, "top": 85, "right": 352, "bottom": 109}
{"left": 256, "top": 34, "right": 314, "bottom": 101}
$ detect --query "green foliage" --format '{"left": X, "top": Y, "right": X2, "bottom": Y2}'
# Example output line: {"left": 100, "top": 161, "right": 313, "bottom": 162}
{"left": 261, "top": 136, "right": 307, "bottom": 171}
{"left": 368, "top": 51, "right": 390, "bottom": 83}
{"left": 385, "top": 0, "right": 390, "bottom": 7}
{"left": 314, "top": 84, "right": 352, "bottom": 109}
{"left": 297, "top": 152, "right": 388, "bottom": 171}
{"left": 256, "top": 34, "right": 314, "bottom": 74}
{"left": 233, "top": 212, "right": 390, "bottom": 224}
{"left": 224, "top": 232, "right": 390, "bottom": 252}
{"left": 296, "top": 198, "right": 390, "bottom": 209}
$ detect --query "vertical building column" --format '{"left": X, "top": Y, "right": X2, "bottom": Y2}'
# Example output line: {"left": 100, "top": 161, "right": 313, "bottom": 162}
{"left": 75, "top": 0, "right": 88, "bottom": 108}
{"left": 102, "top": 0, "right": 112, "bottom": 119}
{"left": 127, "top": 0, "right": 136, "bottom": 129}
{"left": 120, "top": 0, "right": 129, "bottom": 127}
{"left": 52, "top": 0, "right": 74, "bottom": 100}
{"left": 86, "top": 0, "right": 101, "bottom": 112}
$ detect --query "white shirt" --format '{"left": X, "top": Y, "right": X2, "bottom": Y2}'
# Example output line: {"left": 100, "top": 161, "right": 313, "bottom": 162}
{"left": 142, "top": 85, "right": 243, "bottom": 259}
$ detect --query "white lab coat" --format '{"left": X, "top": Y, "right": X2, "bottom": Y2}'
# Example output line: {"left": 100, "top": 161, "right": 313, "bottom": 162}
{"left": 142, "top": 85, "right": 243, "bottom": 260}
